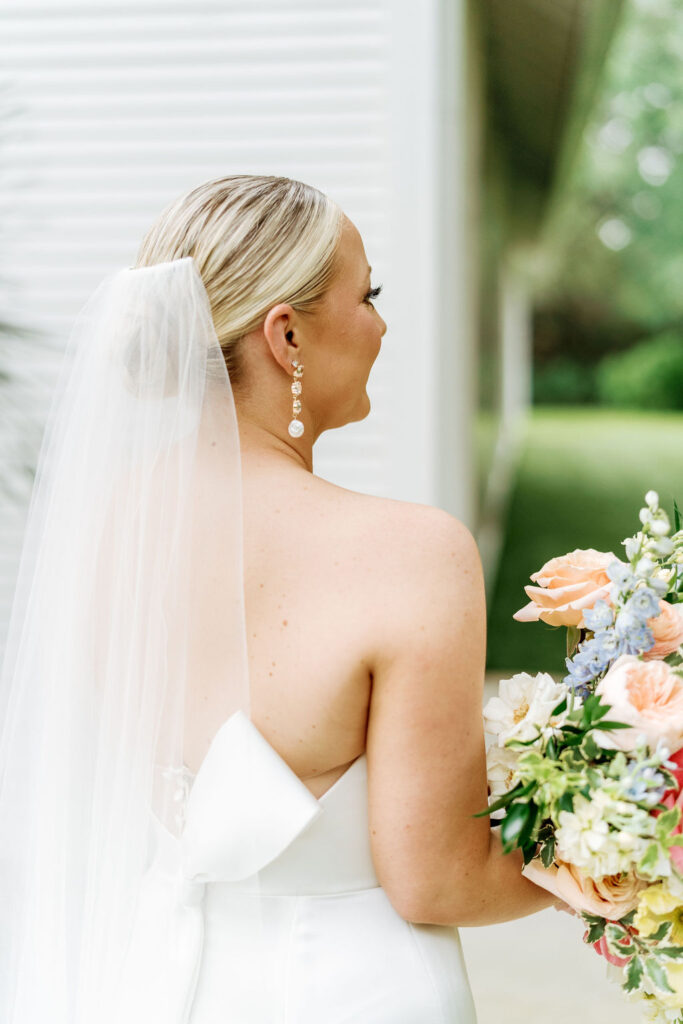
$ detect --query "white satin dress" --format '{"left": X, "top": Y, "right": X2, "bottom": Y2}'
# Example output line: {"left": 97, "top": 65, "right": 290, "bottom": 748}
{"left": 118, "top": 711, "right": 477, "bottom": 1023}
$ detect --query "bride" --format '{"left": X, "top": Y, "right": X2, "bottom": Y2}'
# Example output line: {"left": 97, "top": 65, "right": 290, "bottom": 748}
{"left": 0, "top": 174, "right": 559, "bottom": 1023}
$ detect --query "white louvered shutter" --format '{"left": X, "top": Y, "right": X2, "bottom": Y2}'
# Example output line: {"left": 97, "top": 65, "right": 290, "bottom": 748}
{"left": 0, "top": 0, "right": 471, "bottom": 653}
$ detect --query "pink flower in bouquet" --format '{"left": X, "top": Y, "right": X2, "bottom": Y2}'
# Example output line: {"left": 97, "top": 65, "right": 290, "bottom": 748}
{"left": 522, "top": 857, "right": 646, "bottom": 920}
{"left": 513, "top": 548, "right": 617, "bottom": 628}
{"left": 655, "top": 748, "right": 683, "bottom": 874}
{"left": 590, "top": 929, "right": 637, "bottom": 968}
{"left": 595, "top": 655, "right": 683, "bottom": 755}
{"left": 666, "top": 747, "right": 683, "bottom": 793}
{"left": 643, "top": 600, "right": 683, "bottom": 661}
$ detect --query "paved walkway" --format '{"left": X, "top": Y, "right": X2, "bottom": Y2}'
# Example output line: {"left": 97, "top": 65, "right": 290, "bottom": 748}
{"left": 461, "top": 674, "right": 643, "bottom": 1022}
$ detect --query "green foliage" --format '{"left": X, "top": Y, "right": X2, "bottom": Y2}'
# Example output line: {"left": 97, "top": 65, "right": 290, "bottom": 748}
{"left": 625, "top": 955, "right": 644, "bottom": 992}
{"left": 533, "top": 358, "right": 598, "bottom": 405}
{"left": 645, "top": 957, "right": 675, "bottom": 994}
{"left": 537, "top": 0, "right": 683, "bottom": 349}
{"left": 583, "top": 913, "right": 607, "bottom": 943}
{"left": 597, "top": 331, "right": 683, "bottom": 410}
{"left": 473, "top": 691, "right": 631, "bottom": 852}
{"left": 581, "top": 909, "right": 683, "bottom": 1000}
{"left": 486, "top": 407, "right": 683, "bottom": 672}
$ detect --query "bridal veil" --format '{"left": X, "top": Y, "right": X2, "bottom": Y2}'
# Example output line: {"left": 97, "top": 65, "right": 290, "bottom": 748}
{"left": 0, "top": 256, "right": 261, "bottom": 1022}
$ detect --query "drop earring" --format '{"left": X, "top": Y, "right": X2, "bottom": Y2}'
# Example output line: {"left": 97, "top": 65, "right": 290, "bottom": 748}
{"left": 288, "top": 358, "right": 304, "bottom": 438}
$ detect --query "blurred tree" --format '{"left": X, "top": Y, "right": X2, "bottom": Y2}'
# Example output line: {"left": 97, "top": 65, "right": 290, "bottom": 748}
{"left": 597, "top": 330, "right": 683, "bottom": 408}
{"left": 533, "top": 0, "right": 683, "bottom": 373}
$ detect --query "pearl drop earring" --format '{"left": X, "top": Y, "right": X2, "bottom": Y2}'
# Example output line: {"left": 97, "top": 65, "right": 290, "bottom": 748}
{"left": 288, "top": 359, "right": 304, "bottom": 438}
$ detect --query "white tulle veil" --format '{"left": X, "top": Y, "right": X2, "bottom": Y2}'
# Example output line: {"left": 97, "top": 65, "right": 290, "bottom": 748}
{"left": 0, "top": 256, "right": 259, "bottom": 1022}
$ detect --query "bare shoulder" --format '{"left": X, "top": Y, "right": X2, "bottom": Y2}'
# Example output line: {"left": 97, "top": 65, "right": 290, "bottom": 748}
{"left": 310, "top": 473, "right": 480, "bottom": 574}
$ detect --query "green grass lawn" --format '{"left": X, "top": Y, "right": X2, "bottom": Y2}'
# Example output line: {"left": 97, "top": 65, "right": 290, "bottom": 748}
{"left": 486, "top": 406, "right": 683, "bottom": 673}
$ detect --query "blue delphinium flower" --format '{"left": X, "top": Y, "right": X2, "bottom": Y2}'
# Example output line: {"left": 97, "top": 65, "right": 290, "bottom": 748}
{"left": 625, "top": 586, "right": 661, "bottom": 621}
{"left": 591, "top": 628, "right": 625, "bottom": 662}
{"left": 621, "top": 624, "right": 655, "bottom": 656}
{"left": 564, "top": 654, "right": 594, "bottom": 686}
{"left": 607, "top": 560, "right": 638, "bottom": 591}
{"left": 564, "top": 636, "right": 615, "bottom": 693}
{"left": 578, "top": 638, "right": 614, "bottom": 675}
{"left": 583, "top": 599, "right": 614, "bottom": 632}
{"left": 621, "top": 764, "right": 667, "bottom": 808}
{"left": 563, "top": 674, "right": 591, "bottom": 698}
{"left": 614, "top": 608, "right": 644, "bottom": 638}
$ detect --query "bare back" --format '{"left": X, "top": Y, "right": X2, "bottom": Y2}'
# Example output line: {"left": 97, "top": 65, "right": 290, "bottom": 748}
{"left": 241, "top": 458, "right": 385, "bottom": 797}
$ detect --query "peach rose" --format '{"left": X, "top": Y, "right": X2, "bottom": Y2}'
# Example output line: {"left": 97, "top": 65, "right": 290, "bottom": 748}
{"left": 595, "top": 654, "right": 683, "bottom": 755}
{"left": 513, "top": 548, "right": 617, "bottom": 628}
{"left": 643, "top": 600, "right": 683, "bottom": 661}
{"left": 522, "top": 856, "right": 646, "bottom": 920}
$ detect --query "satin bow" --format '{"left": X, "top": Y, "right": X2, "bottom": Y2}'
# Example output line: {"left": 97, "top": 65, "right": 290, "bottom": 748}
{"left": 112, "top": 712, "right": 322, "bottom": 1024}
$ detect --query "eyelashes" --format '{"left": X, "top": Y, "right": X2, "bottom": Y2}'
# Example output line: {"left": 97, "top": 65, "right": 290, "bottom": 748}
{"left": 363, "top": 283, "right": 383, "bottom": 304}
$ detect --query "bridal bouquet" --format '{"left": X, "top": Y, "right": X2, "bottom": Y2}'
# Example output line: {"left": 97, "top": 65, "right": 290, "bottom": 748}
{"left": 481, "top": 490, "right": 683, "bottom": 1023}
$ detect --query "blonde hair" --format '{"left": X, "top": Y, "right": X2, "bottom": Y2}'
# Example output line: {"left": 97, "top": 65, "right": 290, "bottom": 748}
{"left": 134, "top": 174, "right": 344, "bottom": 387}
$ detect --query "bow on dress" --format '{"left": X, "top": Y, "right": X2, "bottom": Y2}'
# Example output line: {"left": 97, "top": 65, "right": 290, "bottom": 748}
{"left": 112, "top": 711, "right": 323, "bottom": 1024}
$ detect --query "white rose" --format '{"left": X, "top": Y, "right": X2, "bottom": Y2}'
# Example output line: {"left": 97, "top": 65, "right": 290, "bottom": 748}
{"left": 485, "top": 745, "right": 520, "bottom": 819}
{"left": 483, "top": 671, "right": 570, "bottom": 746}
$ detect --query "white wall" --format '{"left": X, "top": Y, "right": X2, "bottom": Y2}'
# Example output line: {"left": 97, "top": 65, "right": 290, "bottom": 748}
{"left": 0, "top": 0, "right": 472, "bottom": 649}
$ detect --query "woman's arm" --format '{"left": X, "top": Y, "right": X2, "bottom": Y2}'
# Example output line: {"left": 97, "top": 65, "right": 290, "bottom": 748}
{"left": 365, "top": 504, "right": 558, "bottom": 926}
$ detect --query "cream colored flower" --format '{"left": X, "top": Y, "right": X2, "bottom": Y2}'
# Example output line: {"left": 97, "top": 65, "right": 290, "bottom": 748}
{"left": 554, "top": 792, "right": 649, "bottom": 878}
{"left": 483, "top": 672, "right": 569, "bottom": 746}
{"left": 635, "top": 880, "right": 683, "bottom": 946}
{"left": 486, "top": 744, "right": 520, "bottom": 798}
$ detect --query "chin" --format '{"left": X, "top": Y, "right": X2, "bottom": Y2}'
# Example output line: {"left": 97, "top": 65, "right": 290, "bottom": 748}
{"left": 351, "top": 392, "right": 372, "bottom": 424}
{"left": 328, "top": 392, "right": 372, "bottom": 431}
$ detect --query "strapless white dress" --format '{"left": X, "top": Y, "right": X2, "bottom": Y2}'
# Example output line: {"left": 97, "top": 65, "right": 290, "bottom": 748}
{"left": 116, "top": 711, "right": 477, "bottom": 1023}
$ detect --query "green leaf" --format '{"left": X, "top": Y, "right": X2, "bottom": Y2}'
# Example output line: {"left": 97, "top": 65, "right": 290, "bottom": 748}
{"left": 646, "top": 921, "right": 673, "bottom": 943}
{"left": 540, "top": 835, "right": 556, "bottom": 868}
{"left": 606, "top": 923, "right": 626, "bottom": 945}
{"left": 657, "top": 946, "right": 683, "bottom": 960}
{"left": 521, "top": 840, "right": 537, "bottom": 865}
{"left": 619, "top": 909, "right": 637, "bottom": 928}
{"left": 585, "top": 917, "right": 607, "bottom": 943}
{"left": 656, "top": 806, "right": 681, "bottom": 837}
{"left": 558, "top": 792, "right": 574, "bottom": 814}
{"left": 566, "top": 625, "right": 581, "bottom": 659}
{"left": 644, "top": 957, "right": 675, "bottom": 994}
{"left": 638, "top": 843, "right": 660, "bottom": 875}
{"left": 473, "top": 788, "right": 518, "bottom": 818}
{"left": 624, "top": 956, "right": 644, "bottom": 993}
{"left": 581, "top": 733, "right": 601, "bottom": 760}
{"left": 582, "top": 695, "right": 611, "bottom": 724}
{"left": 473, "top": 779, "right": 539, "bottom": 819}
{"left": 551, "top": 698, "right": 568, "bottom": 717}
{"left": 591, "top": 719, "right": 632, "bottom": 731}
{"left": 501, "top": 802, "right": 532, "bottom": 850}
{"left": 674, "top": 498, "right": 681, "bottom": 534}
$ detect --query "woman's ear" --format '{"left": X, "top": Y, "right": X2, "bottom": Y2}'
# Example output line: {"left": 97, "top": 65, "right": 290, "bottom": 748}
{"left": 262, "top": 303, "right": 300, "bottom": 371}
